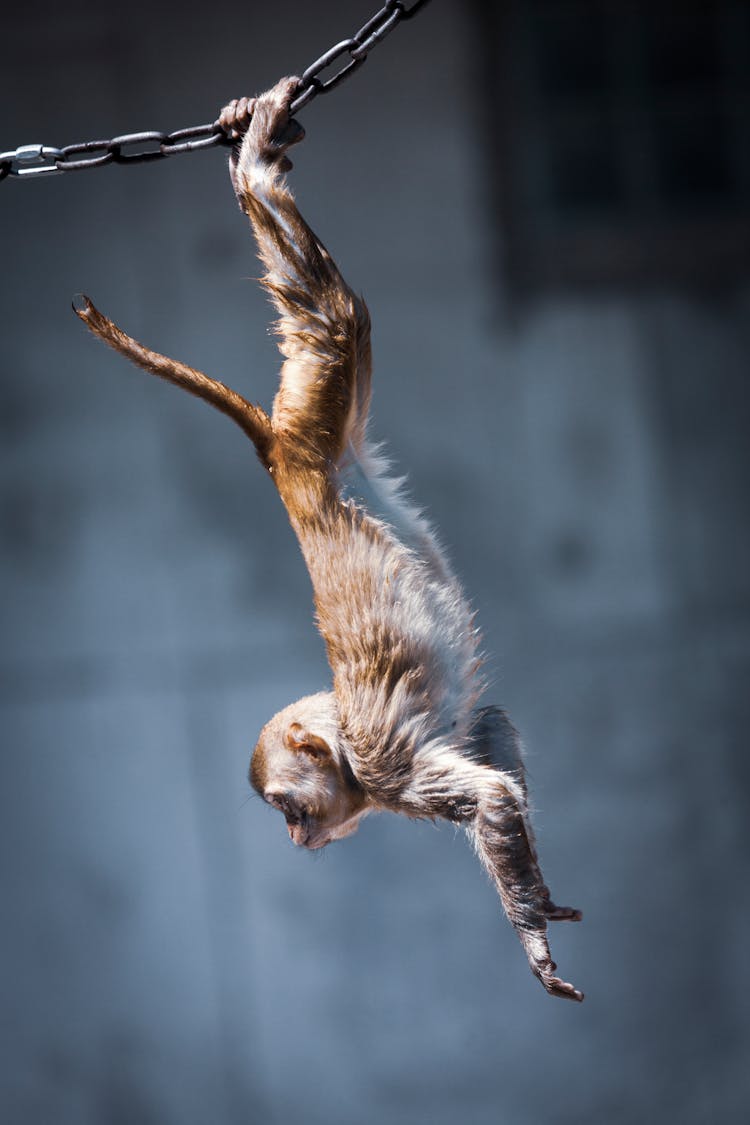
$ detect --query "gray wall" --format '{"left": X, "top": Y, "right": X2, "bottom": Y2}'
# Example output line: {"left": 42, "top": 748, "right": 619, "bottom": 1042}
{"left": 1, "top": 2, "right": 748, "bottom": 1123}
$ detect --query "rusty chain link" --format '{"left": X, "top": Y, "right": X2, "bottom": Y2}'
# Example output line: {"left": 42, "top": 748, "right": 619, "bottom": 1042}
{"left": 0, "top": 0, "right": 432, "bottom": 183}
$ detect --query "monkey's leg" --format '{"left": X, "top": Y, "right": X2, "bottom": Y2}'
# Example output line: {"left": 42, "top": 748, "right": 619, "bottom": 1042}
{"left": 468, "top": 707, "right": 582, "bottom": 925}
{"left": 74, "top": 298, "right": 273, "bottom": 465}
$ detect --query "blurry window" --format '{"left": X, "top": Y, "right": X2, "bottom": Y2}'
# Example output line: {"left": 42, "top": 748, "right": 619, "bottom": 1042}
{"left": 473, "top": 0, "right": 750, "bottom": 293}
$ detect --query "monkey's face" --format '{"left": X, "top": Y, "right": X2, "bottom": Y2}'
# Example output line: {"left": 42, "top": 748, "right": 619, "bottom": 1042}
{"left": 263, "top": 769, "right": 366, "bottom": 850}
{"left": 250, "top": 694, "right": 368, "bottom": 849}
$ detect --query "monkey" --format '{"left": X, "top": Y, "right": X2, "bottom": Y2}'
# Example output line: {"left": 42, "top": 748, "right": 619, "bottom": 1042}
{"left": 74, "top": 78, "right": 583, "bottom": 1002}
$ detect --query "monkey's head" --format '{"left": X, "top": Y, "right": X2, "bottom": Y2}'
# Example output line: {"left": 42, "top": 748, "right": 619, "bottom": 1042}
{"left": 250, "top": 692, "right": 368, "bottom": 849}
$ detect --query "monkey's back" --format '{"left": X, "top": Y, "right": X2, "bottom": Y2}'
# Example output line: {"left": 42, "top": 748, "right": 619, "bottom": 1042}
{"left": 281, "top": 449, "right": 483, "bottom": 770}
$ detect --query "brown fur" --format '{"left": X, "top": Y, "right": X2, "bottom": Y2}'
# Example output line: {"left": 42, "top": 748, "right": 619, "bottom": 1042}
{"left": 74, "top": 78, "right": 582, "bottom": 1001}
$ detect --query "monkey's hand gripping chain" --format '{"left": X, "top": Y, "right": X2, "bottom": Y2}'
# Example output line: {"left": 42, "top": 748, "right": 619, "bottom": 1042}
{"left": 0, "top": 0, "right": 430, "bottom": 182}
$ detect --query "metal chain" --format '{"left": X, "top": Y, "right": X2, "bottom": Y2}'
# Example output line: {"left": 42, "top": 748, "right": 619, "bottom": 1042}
{"left": 0, "top": 0, "right": 431, "bottom": 184}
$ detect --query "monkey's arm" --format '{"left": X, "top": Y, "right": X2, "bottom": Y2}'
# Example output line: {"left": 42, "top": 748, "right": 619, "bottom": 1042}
{"left": 223, "top": 79, "right": 372, "bottom": 468}
{"left": 468, "top": 782, "right": 583, "bottom": 1001}
{"left": 467, "top": 707, "right": 582, "bottom": 1000}
{"left": 397, "top": 709, "right": 583, "bottom": 1002}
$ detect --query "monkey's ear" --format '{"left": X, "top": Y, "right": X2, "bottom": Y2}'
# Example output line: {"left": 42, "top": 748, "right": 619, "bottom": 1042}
{"left": 285, "top": 722, "right": 331, "bottom": 761}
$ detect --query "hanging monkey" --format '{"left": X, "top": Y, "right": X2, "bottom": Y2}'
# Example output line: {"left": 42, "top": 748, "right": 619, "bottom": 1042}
{"left": 75, "top": 78, "right": 583, "bottom": 1001}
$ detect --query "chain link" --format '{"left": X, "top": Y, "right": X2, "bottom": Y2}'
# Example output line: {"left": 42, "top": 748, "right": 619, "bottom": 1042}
{"left": 0, "top": 0, "right": 432, "bottom": 184}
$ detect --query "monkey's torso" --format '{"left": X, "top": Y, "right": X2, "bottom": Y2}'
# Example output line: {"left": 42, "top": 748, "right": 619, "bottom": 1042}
{"left": 274, "top": 448, "right": 483, "bottom": 797}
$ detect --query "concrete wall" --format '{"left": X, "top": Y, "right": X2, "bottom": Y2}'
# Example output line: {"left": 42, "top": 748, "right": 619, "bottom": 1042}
{"left": 1, "top": 2, "right": 748, "bottom": 1122}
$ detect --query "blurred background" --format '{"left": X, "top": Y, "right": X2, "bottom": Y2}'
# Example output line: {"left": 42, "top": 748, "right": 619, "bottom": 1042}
{"left": 1, "top": 1, "right": 749, "bottom": 1122}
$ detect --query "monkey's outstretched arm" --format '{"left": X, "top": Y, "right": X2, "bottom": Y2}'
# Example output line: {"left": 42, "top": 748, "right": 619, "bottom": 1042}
{"left": 222, "top": 79, "right": 372, "bottom": 468}
{"left": 397, "top": 710, "right": 582, "bottom": 1002}
{"left": 469, "top": 781, "right": 583, "bottom": 1001}
{"left": 467, "top": 706, "right": 583, "bottom": 925}
{"left": 467, "top": 707, "right": 582, "bottom": 1000}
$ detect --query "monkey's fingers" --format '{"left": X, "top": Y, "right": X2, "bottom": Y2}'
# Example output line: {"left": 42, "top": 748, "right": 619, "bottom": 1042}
{"left": 519, "top": 929, "right": 584, "bottom": 1001}
{"left": 218, "top": 96, "right": 257, "bottom": 141}
{"left": 538, "top": 971, "right": 584, "bottom": 1003}
{"left": 545, "top": 901, "right": 583, "bottom": 923}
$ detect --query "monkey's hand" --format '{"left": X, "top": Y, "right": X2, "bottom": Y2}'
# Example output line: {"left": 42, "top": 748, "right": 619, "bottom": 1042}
{"left": 221, "top": 77, "right": 305, "bottom": 180}
{"left": 521, "top": 930, "right": 584, "bottom": 1002}
{"left": 218, "top": 96, "right": 257, "bottom": 142}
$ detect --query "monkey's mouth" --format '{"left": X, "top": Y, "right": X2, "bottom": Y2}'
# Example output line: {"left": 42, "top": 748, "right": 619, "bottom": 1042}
{"left": 288, "top": 823, "right": 330, "bottom": 850}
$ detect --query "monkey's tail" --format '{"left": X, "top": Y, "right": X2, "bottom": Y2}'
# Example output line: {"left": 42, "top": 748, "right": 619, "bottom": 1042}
{"left": 73, "top": 295, "right": 274, "bottom": 468}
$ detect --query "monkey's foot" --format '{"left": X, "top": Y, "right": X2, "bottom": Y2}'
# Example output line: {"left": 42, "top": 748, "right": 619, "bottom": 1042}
{"left": 218, "top": 96, "right": 257, "bottom": 141}
{"left": 545, "top": 900, "right": 583, "bottom": 923}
